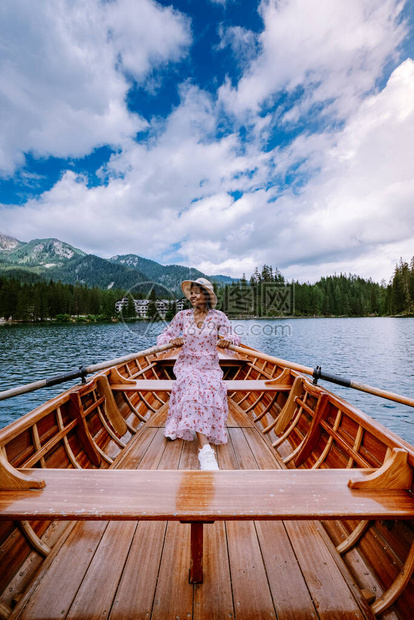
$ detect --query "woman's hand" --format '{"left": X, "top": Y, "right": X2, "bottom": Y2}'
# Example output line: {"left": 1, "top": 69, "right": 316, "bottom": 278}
{"left": 217, "top": 339, "right": 231, "bottom": 349}
{"left": 170, "top": 337, "right": 184, "bottom": 347}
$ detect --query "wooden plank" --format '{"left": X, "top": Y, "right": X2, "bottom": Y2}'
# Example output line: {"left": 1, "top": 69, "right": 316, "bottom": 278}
{"left": 315, "top": 522, "right": 376, "bottom": 620}
{"left": 226, "top": 380, "right": 291, "bottom": 391}
{"left": 284, "top": 520, "right": 366, "bottom": 619}
{"left": 242, "top": 427, "right": 285, "bottom": 470}
{"left": 8, "top": 427, "right": 165, "bottom": 620}
{"left": 226, "top": 399, "right": 254, "bottom": 428}
{"left": 226, "top": 519, "right": 276, "bottom": 619}
{"left": 255, "top": 521, "right": 318, "bottom": 620}
{"left": 3, "top": 468, "right": 414, "bottom": 521}
{"left": 152, "top": 524, "right": 194, "bottom": 620}
{"left": 151, "top": 429, "right": 193, "bottom": 620}
{"left": 179, "top": 435, "right": 199, "bottom": 470}
{"left": 111, "top": 426, "right": 158, "bottom": 469}
{"left": 136, "top": 427, "right": 168, "bottom": 469}
{"left": 66, "top": 521, "right": 136, "bottom": 620}
{"left": 230, "top": 426, "right": 316, "bottom": 620}
{"left": 11, "top": 429, "right": 170, "bottom": 619}
{"left": 108, "top": 431, "right": 173, "bottom": 620}
{"left": 146, "top": 402, "right": 169, "bottom": 428}
{"left": 158, "top": 435, "right": 183, "bottom": 470}
{"left": 111, "top": 380, "right": 174, "bottom": 391}
{"left": 228, "top": 427, "right": 258, "bottom": 469}
{"left": 11, "top": 521, "right": 108, "bottom": 620}
{"left": 216, "top": 439, "right": 238, "bottom": 470}
{"left": 109, "top": 520, "right": 167, "bottom": 620}
{"left": 231, "top": 428, "right": 384, "bottom": 619}
{"left": 193, "top": 521, "right": 234, "bottom": 620}
{"left": 111, "top": 380, "right": 291, "bottom": 392}
{"left": 151, "top": 350, "right": 240, "bottom": 364}
{"left": 242, "top": 428, "right": 336, "bottom": 618}
{"left": 220, "top": 433, "right": 276, "bottom": 620}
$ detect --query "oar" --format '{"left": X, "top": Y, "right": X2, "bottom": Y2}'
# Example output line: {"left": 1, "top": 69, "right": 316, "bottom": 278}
{"left": 0, "top": 343, "right": 175, "bottom": 402}
{"left": 228, "top": 344, "right": 414, "bottom": 409}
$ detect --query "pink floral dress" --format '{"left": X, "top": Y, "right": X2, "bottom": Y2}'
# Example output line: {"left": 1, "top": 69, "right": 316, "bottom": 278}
{"left": 156, "top": 309, "right": 240, "bottom": 444}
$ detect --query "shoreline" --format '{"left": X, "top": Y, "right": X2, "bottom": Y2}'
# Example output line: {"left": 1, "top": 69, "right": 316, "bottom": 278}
{"left": 1, "top": 313, "right": 413, "bottom": 326}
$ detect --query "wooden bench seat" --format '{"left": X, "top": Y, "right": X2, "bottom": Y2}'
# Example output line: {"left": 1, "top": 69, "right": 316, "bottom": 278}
{"left": 1, "top": 467, "right": 413, "bottom": 522}
{"left": 110, "top": 379, "right": 291, "bottom": 392}
{"left": 3, "top": 456, "right": 413, "bottom": 589}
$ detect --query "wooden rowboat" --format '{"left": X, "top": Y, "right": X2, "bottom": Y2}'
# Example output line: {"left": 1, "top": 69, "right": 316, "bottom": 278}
{"left": 1, "top": 342, "right": 414, "bottom": 619}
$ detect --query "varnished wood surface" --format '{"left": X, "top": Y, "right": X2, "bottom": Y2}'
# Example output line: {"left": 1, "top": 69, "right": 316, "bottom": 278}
{"left": 110, "top": 379, "right": 291, "bottom": 391}
{"left": 2, "top": 468, "right": 414, "bottom": 521}
{"left": 3, "top": 347, "right": 414, "bottom": 619}
{"left": 145, "top": 398, "right": 255, "bottom": 429}
{"left": 8, "top": 427, "right": 375, "bottom": 620}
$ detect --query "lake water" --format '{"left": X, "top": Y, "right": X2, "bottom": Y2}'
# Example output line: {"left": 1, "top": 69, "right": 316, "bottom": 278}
{"left": 1, "top": 317, "right": 414, "bottom": 444}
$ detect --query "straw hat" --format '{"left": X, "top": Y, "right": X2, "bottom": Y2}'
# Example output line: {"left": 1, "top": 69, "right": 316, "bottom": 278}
{"left": 181, "top": 278, "right": 217, "bottom": 308}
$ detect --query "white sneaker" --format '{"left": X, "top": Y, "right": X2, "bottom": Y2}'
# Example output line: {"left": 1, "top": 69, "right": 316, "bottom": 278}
{"left": 165, "top": 432, "right": 177, "bottom": 441}
{"left": 198, "top": 445, "right": 219, "bottom": 471}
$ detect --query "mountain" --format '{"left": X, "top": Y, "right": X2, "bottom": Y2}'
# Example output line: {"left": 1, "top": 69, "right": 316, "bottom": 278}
{"left": 110, "top": 254, "right": 206, "bottom": 294}
{"left": 210, "top": 274, "right": 240, "bottom": 284}
{"left": 46, "top": 254, "right": 149, "bottom": 291}
{"left": 0, "top": 237, "right": 85, "bottom": 269}
{"left": 110, "top": 254, "right": 164, "bottom": 277}
{"left": 0, "top": 233, "right": 25, "bottom": 253}
{"left": 0, "top": 234, "right": 240, "bottom": 293}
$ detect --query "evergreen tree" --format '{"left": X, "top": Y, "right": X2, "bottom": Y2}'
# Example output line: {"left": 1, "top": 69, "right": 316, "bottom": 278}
{"left": 147, "top": 288, "right": 158, "bottom": 320}
{"left": 122, "top": 295, "right": 136, "bottom": 319}
{"left": 165, "top": 300, "right": 176, "bottom": 322}
{"left": 390, "top": 260, "right": 410, "bottom": 314}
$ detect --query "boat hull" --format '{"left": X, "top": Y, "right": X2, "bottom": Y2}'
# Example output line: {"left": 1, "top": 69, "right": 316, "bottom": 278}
{"left": 0, "top": 345, "right": 413, "bottom": 619}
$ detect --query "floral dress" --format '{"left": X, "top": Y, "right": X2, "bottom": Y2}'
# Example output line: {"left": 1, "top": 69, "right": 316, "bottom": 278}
{"left": 156, "top": 309, "right": 240, "bottom": 444}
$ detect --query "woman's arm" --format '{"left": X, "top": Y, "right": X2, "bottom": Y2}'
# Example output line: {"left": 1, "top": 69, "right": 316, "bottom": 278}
{"left": 217, "top": 311, "right": 240, "bottom": 348}
{"left": 156, "top": 312, "right": 184, "bottom": 346}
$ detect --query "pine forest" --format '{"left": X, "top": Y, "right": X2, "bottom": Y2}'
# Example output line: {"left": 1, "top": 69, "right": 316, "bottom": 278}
{"left": 0, "top": 258, "right": 413, "bottom": 322}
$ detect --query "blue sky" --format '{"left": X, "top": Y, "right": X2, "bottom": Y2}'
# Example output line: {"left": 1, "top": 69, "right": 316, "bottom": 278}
{"left": 1, "top": 0, "right": 414, "bottom": 283}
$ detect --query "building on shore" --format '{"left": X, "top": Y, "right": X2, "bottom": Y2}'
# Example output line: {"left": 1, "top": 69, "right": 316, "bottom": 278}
{"left": 115, "top": 297, "right": 186, "bottom": 319}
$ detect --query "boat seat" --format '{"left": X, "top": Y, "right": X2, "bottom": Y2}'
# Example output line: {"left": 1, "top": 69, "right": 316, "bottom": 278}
{"left": 1, "top": 466, "right": 414, "bottom": 522}
{"left": 109, "top": 379, "right": 292, "bottom": 392}
{"left": 1, "top": 447, "right": 413, "bottom": 588}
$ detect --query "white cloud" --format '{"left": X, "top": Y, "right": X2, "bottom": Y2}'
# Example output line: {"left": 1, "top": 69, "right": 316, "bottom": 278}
{"left": 0, "top": 84, "right": 267, "bottom": 262}
{"left": 217, "top": 25, "right": 259, "bottom": 69}
{"left": 102, "top": 84, "right": 267, "bottom": 209}
{"left": 219, "top": 0, "right": 406, "bottom": 120}
{"left": 245, "top": 58, "right": 414, "bottom": 282}
{"left": 2, "top": 58, "right": 414, "bottom": 283}
{"left": 0, "top": 0, "right": 191, "bottom": 175}
{"left": 106, "top": 0, "right": 191, "bottom": 80}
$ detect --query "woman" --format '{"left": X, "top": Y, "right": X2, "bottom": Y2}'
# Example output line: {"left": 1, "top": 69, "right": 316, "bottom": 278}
{"left": 156, "top": 278, "right": 240, "bottom": 470}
